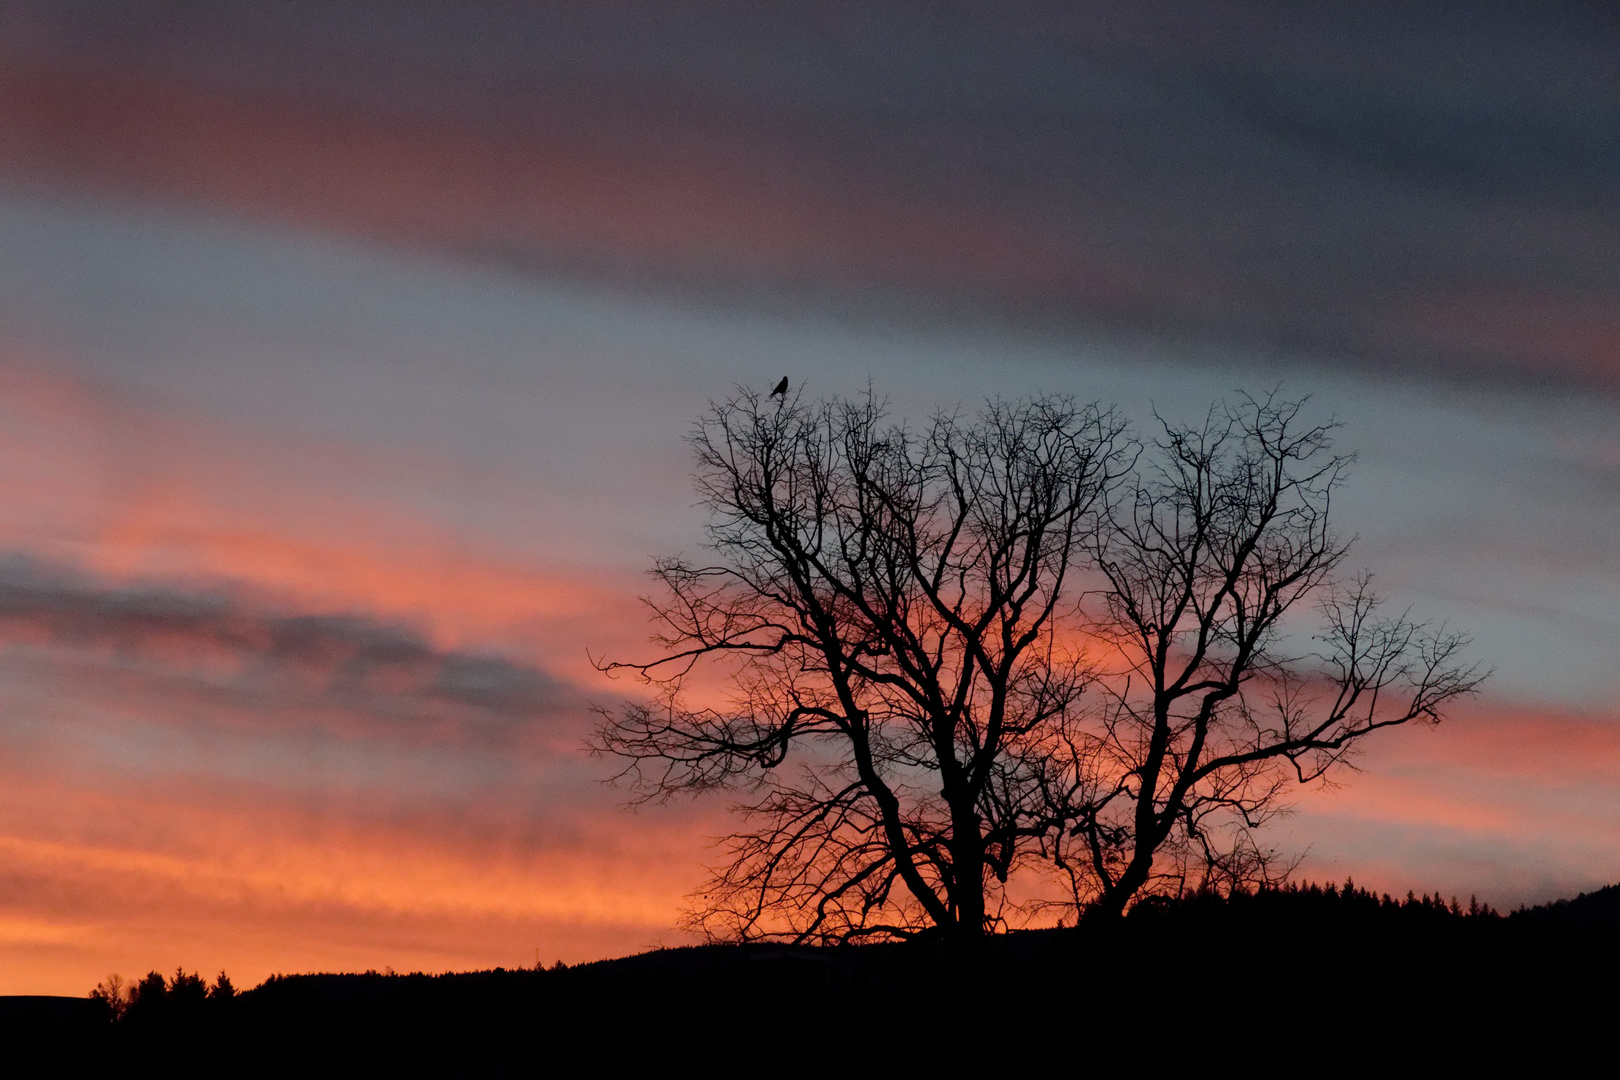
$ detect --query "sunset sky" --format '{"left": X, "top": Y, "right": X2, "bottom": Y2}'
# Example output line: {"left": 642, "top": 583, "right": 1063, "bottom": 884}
{"left": 1, "top": 1, "right": 1618, "bottom": 994}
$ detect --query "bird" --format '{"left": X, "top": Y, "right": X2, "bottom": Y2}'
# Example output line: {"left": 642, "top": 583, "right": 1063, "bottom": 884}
{"left": 770, "top": 376, "right": 789, "bottom": 398}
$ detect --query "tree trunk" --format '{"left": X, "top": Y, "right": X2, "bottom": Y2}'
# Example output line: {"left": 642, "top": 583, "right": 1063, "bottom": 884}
{"left": 948, "top": 803, "right": 987, "bottom": 942}
{"left": 1088, "top": 853, "right": 1154, "bottom": 921}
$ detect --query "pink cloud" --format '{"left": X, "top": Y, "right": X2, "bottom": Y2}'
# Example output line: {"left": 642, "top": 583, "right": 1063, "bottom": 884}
{"left": 0, "top": 64, "right": 1145, "bottom": 314}
{"left": 1281, "top": 700, "right": 1620, "bottom": 902}
{"left": 1406, "top": 289, "right": 1620, "bottom": 391}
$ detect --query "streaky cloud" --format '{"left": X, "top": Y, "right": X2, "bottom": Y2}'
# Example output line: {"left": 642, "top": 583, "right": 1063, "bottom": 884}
{"left": 0, "top": 552, "right": 581, "bottom": 746}
{"left": 0, "top": 1, "right": 1614, "bottom": 391}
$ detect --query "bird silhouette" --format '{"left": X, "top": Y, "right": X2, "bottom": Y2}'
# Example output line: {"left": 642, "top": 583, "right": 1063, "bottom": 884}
{"left": 770, "top": 377, "right": 789, "bottom": 398}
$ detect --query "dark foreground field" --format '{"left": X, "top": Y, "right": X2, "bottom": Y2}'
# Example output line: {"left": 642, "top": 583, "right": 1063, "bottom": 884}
{"left": 7, "top": 882, "right": 1619, "bottom": 1075}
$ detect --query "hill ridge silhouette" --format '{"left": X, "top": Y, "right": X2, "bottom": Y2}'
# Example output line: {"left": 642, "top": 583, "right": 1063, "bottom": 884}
{"left": 8, "top": 880, "right": 1618, "bottom": 1072}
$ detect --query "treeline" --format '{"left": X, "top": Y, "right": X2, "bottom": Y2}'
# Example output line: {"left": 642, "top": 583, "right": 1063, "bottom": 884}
{"left": 1137, "top": 877, "right": 1504, "bottom": 920}
{"left": 89, "top": 969, "right": 236, "bottom": 1022}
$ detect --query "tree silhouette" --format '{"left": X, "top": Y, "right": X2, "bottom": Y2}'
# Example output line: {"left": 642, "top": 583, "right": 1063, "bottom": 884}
{"left": 89, "top": 974, "right": 129, "bottom": 1020}
{"left": 596, "top": 387, "right": 1485, "bottom": 942}
{"left": 1054, "top": 396, "right": 1488, "bottom": 917}
{"left": 209, "top": 971, "right": 237, "bottom": 1001}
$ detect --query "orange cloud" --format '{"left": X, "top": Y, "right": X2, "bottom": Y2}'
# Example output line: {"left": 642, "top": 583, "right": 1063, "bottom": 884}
{"left": 0, "top": 767, "right": 720, "bottom": 994}
{"left": 0, "top": 364, "right": 716, "bottom": 992}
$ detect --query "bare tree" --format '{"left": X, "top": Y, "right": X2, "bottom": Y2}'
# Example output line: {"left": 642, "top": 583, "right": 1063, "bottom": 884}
{"left": 1053, "top": 394, "right": 1489, "bottom": 919}
{"left": 596, "top": 388, "right": 1486, "bottom": 942}
{"left": 596, "top": 387, "right": 1132, "bottom": 943}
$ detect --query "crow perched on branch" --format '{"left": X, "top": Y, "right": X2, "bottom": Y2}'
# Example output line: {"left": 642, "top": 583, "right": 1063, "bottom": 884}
{"left": 770, "top": 377, "right": 789, "bottom": 398}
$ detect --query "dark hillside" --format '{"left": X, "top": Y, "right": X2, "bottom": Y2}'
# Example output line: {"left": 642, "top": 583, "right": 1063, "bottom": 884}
{"left": 1517, "top": 882, "right": 1620, "bottom": 929}
{"left": 12, "top": 882, "right": 1618, "bottom": 1074}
